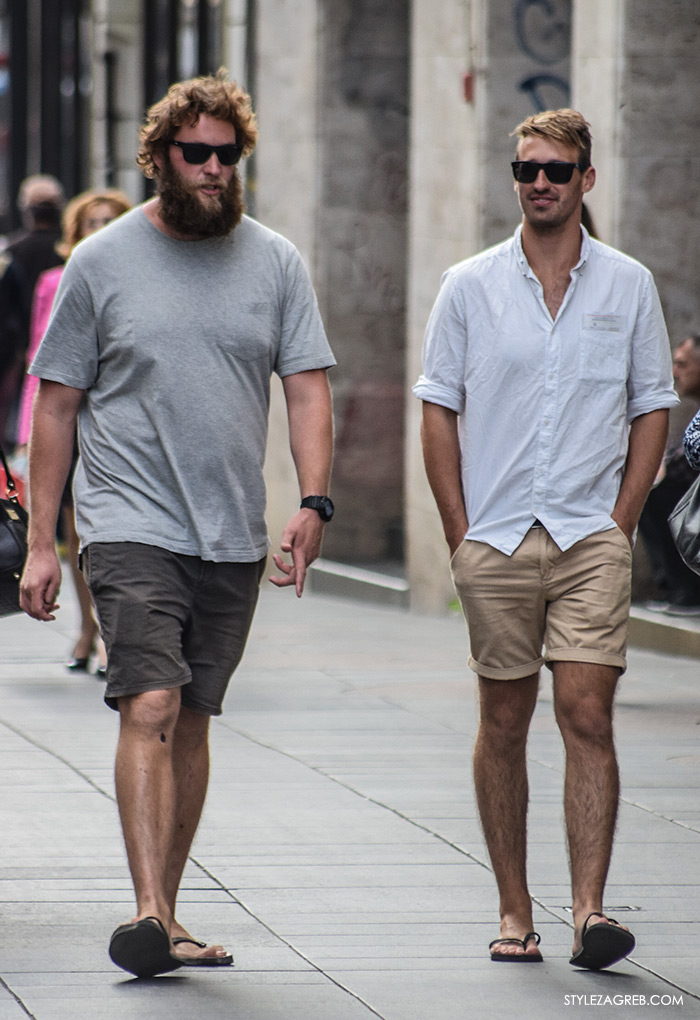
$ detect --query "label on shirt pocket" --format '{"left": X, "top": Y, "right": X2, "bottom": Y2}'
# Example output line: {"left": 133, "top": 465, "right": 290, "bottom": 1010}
{"left": 579, "top": 314, "right": 628, "bottom": 382}
{"left": 583, "top": 313, "right": 625, "bottom": 332}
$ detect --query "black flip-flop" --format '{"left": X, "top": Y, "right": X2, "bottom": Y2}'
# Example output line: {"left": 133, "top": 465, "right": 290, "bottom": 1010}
{"left": 569, "top": 912, "right": 635, "bottom": 970}
{"left": 109, "top": 916, "right": 182, "bottom": 978}
{"left": 172, "top": 936, "right": 234, "bottom": 967}
{"left": 489, "top": 931, "right": 543, "bottom": 962}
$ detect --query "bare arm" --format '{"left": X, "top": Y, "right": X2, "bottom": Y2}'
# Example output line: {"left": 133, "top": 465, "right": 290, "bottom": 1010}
{"left": 420, "top": 401, "right": 468, "bottom": 555}
{"left": 612, "top": 408, "right": 669, "bottom": 545}
{"left": 19, "top": 379, "right": 84, "bottom": 620}
{"left": 269, "top": 369, "right": 334, "bottom": 597}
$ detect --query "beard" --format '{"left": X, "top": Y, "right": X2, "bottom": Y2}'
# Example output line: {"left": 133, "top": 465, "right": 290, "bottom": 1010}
{"left": 157, "top": 159, "right": 245, "bottom": 238}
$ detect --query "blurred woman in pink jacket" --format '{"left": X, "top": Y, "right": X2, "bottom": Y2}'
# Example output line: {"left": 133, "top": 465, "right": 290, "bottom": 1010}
{"left": 18, "top": 189, "right": 131, "bottom": 675}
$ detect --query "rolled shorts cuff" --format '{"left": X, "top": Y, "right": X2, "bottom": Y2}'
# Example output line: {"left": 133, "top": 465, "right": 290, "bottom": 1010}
{"left": 104, "top": 671, "right": 190, "bottom": 712}
{"left": 544, "top": 646, "right": 627, "bottom": 675}
{"left": 467, "top": 654, "right": 543, "bottom": 681}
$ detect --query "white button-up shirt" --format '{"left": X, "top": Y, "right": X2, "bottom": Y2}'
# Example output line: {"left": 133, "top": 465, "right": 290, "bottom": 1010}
{"left": 413, "top": 226, "right": 679, "bottom": 555}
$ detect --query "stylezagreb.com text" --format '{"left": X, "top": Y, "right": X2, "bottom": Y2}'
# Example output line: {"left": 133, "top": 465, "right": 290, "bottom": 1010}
{"left": 564, "top": 994, "right": 683, "bottom": 1007}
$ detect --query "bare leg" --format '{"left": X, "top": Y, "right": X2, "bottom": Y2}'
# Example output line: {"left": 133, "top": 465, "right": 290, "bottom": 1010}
{"left": 165, "top": 706, "right": 210, "bottom": 905}
{"left": 164, "top": 707, "right": 230, "bottom": 963}
{"left": 553, "top": 661, "right": 632, "bottom": 952}
{"left": 114, "top": 688, "right": 182, "bottom": 934}
{"left": 63, "top": 506, "right": 98, "bottom": 661}
{"left": 473, "top": 673, "right": 542, "bottom": 957}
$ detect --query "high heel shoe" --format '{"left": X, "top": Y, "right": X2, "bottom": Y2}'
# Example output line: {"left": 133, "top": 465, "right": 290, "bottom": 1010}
{"left": 66, "top": 657, "right": 90, "bottom": 672}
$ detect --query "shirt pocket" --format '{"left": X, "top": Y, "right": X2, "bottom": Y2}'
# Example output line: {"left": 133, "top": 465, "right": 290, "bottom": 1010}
{"left": 217, "top": 302, "right": 276, "bottom": 362}
{"left": 578, "top": 317, "right": 629, "bottom": 383}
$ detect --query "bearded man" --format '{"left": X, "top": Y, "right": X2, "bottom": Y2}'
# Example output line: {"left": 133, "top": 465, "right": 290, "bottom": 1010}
{"left": 20, "top": 72, "right": 335, "bottom": 979}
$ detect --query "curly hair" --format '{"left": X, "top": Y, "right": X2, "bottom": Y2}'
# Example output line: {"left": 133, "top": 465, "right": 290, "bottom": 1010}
{"left": 511, "top": 109, "right": 592, "bottom": 168}
{"left": 136, "top": 69, "right": 258, "bottom": 179}
{"left": 58, "top": 188, "right": 132, "bottom": 257}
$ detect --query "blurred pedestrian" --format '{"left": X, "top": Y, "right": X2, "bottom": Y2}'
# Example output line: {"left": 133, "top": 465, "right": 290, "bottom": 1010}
{"left": 683, "top": 382, "right": 700, "bottom": 474}
{"left": 415, "top": 109, "right": 677, "bottom": 969}
{"left": 20, "top": 71, "right": 335, "bottom": 979}
{"left": 0, "top": 175, "right": 65, "bottom": 446}
{"left": 639, "top": 335, "right": 700, "bottom": 615}
{"left": 6, "top": 175, "right": 66, "bottom": 298}
{"left": 17, "top": 189, "right": 132, "bottom": 674}
{"left": 0, "top": 253, "right": 27, "bottom": 446}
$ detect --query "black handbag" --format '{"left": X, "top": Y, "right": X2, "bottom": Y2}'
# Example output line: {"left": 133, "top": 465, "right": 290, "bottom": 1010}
{"left": 0, "top": 444, "right": 28, "bottom": 616}
{"left": 668, "top": 473, "right": 700, "bottom": 577}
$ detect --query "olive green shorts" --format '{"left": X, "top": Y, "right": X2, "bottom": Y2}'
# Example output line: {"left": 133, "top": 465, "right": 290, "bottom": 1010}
{"left": 83, "top": 542, "right": 265, "bottom": 714}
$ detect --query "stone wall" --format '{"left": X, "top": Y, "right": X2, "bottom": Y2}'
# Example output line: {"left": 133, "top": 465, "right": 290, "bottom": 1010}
{"left": 618, "top": 0, "right": 700, "bottom": 345}
{"left": 573, "top": 0, "right": 700, "bottom": 342}
{"left": 481, "top": 0, "right": 572, "bottom": 247}
{"left": 314, "top": 0, "right": 410, "bottom": 564}
{"left": 405, "top": 0, "right": 477, "bottom": 613}
{"left": 255, "top": 0, "right": 322, "bottom": 554}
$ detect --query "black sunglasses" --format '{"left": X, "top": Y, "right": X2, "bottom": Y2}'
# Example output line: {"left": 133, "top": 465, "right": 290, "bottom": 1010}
{"left": 170, "top": 140, "right": 244, "bottom": 166}
{"left": 511, "top": 160, "right": 588, "bottom": 184}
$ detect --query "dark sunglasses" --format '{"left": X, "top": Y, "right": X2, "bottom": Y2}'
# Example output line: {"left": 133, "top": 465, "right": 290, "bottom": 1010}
{"left": 511, "top": 160, "right": 588, "bottom": 184}
{"left": 170, "top": 140, "right": 244, "bottom": 166}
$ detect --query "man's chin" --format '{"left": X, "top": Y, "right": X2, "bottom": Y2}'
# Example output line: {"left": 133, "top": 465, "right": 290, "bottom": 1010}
{"left": 157, "top": 163, "right": 244, "bottom": 238}
{"left": 161, "top": 199, "right": 241, "bottom": 238}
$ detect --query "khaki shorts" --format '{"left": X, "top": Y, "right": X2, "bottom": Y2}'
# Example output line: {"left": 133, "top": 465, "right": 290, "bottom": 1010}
{"left": 450, "top": 526, "right": 632, "bottom": 680}
{"left": 83, "top": 542, "right": 265, "bottom": 715}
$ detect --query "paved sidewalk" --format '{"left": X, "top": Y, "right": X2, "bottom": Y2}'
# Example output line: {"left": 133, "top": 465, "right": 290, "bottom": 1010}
{"left": 0, "top": 578, "right": 699, "bottom": 1020}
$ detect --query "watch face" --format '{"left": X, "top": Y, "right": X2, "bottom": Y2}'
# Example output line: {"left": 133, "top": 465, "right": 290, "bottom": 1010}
{"left": 301, "top": 495, "right": 334, "bottom": 521}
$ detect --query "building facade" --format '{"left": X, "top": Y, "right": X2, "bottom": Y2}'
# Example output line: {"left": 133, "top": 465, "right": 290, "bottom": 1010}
{"left": 3, "top": 0, "right": 699, "bottom": 612}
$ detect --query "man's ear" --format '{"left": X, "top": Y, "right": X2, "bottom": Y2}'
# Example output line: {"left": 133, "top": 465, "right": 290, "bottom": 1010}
{"left": 582, "top": 165, "right": 596, "bottom": 194}
{"left": 151, "top": 145, "right": 166, "bottom": 176}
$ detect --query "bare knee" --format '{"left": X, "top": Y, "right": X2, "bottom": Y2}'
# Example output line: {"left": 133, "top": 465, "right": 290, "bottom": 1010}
{"left": 118, "top": 688, "right": 182, "bottom": 740}
{"left": 477, "top": 674, "right": 539, "bottom": 752}
{"left": 555, "top": 693, "right": 614, "bottom": 749}
{"left": 553, "top": 663, "right": 618, "bottom": 749}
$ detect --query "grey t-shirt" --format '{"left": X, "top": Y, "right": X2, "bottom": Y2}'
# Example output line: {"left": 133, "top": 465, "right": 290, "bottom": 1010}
{"left": 30, "top": 207, "right": 335, "bottom": 561}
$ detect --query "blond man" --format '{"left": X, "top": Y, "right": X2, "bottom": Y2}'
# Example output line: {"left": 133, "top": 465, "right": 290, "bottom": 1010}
{"left": 415, "top": 109, "right": 677, "bottom": 969}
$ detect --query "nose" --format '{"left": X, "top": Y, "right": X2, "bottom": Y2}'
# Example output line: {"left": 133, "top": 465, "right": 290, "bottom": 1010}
{"left": 533, "top": 168, "right": 550, "bottom": 187}
{"left": 202, "top": 152, "right": 223, "bottom": 173}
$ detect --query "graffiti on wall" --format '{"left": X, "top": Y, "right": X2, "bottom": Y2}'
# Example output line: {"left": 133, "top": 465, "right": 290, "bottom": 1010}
{"left": 515, "top": 0, "right": 571, "bottom": 111}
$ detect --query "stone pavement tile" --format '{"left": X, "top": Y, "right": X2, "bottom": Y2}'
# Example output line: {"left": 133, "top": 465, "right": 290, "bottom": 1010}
{"left": 214, "top": 861, "right": 476, "bottom": 890}
{"left": 231, "top": 882, "right": 481, "bottom": 917}
{"left": 204, "top": 842, "right": 464, "bottom": 867}
{"left": 0, "top": 996, "right": 30, "bottom": 1020}
{"left": 6, "top": 972, "right": 385, "bottom": 1020}
{"left": 597, "top": 842, "right": 700, "bottom": 884}
{"left": 3, "top": 591, "right": 700, "bottom": 1016}
{"left": 0, "top": 904, "right": 317, "bottom": 977}
{"left": 612, "top": 807, "right": 700, "bottom": 843}
{"left": 334, "top": 959, "right": 691, "bottom": 1020}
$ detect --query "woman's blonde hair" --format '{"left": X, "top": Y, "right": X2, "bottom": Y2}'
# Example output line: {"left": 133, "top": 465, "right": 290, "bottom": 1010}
{"left": 58, "top": 188, "right": 132, "bottom": 257}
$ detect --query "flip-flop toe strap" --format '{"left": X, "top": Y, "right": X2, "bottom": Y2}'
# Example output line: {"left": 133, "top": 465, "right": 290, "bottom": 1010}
{"left": 489, "top": 931, "right": 541, "bottom": 951}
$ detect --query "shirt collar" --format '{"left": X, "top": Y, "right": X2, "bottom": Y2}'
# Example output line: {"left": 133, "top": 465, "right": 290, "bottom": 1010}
{"left": 514, "top": 222, "right": 591, "bottom": 276}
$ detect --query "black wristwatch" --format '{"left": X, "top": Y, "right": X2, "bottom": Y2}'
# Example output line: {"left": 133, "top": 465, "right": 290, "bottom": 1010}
{"left": 300, "top": 495, "right": 334, "bottom": 522}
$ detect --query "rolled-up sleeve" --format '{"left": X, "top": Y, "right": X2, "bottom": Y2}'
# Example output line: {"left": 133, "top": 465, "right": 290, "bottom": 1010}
{"left": 626, "top": 272, "right": 678, "bottom": 422}
{"left": 412, "top": 270, "right": 467, "bottom": 413}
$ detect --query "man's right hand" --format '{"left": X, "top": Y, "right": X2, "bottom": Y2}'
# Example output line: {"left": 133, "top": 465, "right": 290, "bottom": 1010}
{"left": 20, "top": 548, "right": 62, "bottom": 621}
{"left": 447, "top": 528, "right": 468, "bottom": 558}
